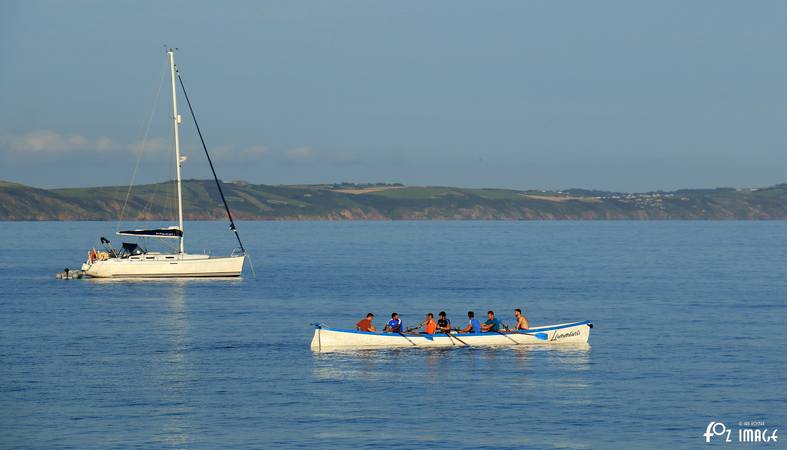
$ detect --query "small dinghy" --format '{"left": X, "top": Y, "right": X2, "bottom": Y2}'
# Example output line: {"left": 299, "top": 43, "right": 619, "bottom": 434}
{"left": 310, "top": 320, "right": 592, "bottom": 352}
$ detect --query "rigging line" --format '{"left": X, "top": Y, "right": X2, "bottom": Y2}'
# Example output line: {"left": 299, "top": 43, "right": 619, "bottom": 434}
{"left": 164, "top": 133, "right": 176, "bottom": 222}
{"left": 141, "top": 132, "right": 174, "bottom": 223}
{"left": 176, "top": 69, "right": 246, "bottom": 254}
{"left": 245, "top": 249, "right": 256, "bottom": 277}
{"left": 117, "top": 61, "right": 168, "bottom": 232}
{"left": 168, "top": 150, "right": 176, "bottom": 224}
{"left": 165, "top": 132, "right": 176, "bottom": 223}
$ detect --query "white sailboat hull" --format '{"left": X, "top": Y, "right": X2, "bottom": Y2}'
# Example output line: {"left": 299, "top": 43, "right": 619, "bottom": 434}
{"left": 81, "top": 254, "right": 245, "bottom": 278}
{"left": 310, "top": 320, "right": 592, "bottom": 352}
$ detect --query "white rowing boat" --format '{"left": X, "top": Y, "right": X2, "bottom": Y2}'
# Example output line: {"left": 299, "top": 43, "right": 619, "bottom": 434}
{"left": 310, "top": 320, "right": 592, "bottom": 352}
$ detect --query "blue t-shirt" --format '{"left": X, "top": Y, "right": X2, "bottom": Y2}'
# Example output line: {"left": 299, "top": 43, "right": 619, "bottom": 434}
{"left": 387, "top": 318, "right": 402, "bottom": 332}
{"left": 484, "top": 317, "right": 501, "bottom": 332}
{"left": 468, "top": 318, "right": 481, "bottom": 333}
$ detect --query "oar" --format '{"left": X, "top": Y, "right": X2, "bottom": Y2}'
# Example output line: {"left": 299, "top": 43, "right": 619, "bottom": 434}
{"left": 439, "top": 329, "right": 460, "bottom": 346}
{"left": 384, "top": 325, "right": 419, "bottom": 346}
{"left": 446, "top": 329, "right": 470, "bottom": 346}
{"left": 404, "top": 323, "right": 423, "bottom": 333}
{"left": 403, "top": 321, "right": 437, "bottom": 341}
{"left": 510, "top": 329, "right": 548, "bottom": 340}
{"left": 397, "top": 331, "right": 418, "bottom": 346}
{"left": 502, "top": 323, "right": 549, "bottom": 341}
{"left": 495, "top": 330, "right": 522, "bottom": 345}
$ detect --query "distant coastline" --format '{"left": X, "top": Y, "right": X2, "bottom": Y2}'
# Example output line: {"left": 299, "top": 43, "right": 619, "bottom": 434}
{"left": 1, "top": 179, "right": 786, "bottom": 221}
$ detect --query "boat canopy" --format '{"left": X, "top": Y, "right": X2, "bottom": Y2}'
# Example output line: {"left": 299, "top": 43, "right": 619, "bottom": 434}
{"left": 119, "top": 242, "right": 146, "bottom": 257}
{"left": 116, "top": 227, "right": 183, "bottom": 239}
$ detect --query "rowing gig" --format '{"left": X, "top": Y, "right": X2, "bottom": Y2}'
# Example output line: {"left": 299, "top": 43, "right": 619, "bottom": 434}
{"left": 310, "top": 320, "right": 592, "bottom": 352}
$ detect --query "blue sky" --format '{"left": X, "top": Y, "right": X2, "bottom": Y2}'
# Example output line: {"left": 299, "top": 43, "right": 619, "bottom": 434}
{"left": 1, "top": 0, "right": 786, "bottom": 191}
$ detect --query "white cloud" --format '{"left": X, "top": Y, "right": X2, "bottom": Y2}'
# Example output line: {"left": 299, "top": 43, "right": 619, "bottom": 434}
{"left": 238, "top": 144, "right": 271, "bottom": 159}
{"left": 95, "top": 136, "right": 117, "bottom": 152}
{"left": 0, "top": 130, "right": 332, "bottom": 167}
{"left": 128, "top": 137, "right": 169, "bottom": 154}
{"left": 284, "top": 146, "right": 316, "bottom": 161}
{"left": 0, "top": 130, "right": 175, "bottom": 160}
{"left": 0, "top": 130, "right": 100, "bottom": 153}
{"left": 204, "top": 144, "right": 268, "bottom": 161}
{"left": 209, "top": 144, "right": 315, "bottom": 162}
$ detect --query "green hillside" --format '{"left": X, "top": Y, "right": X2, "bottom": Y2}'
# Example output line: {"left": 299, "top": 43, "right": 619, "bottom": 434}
{"left": 1, "top": 179, "right": 786, "bottom": 220}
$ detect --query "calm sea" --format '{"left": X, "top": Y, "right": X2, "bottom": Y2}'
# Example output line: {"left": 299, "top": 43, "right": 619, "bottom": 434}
{"left": 0, "top": 221, "right": 785, "bottom": 449}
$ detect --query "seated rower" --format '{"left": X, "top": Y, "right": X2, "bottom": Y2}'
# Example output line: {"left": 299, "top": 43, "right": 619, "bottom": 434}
{"left": 481, "top": 310, "right": 501, "bottom": 332}
{"left": 459, "top": 311, "right": 481, "bottom": 333}
{"left": 437, "top": 311, "right": 451, "bottom": 333}
{"left": 414, "top": 313, "right": 437, "bottom": 334}
{"left": 383, "top": 312, "right": 403, "bottom": 333}
{"left": 356, "top": 313, "right": 376, "bottom": 332}
{"left": 513, "top": 308, "right": 530, "bottom": 330}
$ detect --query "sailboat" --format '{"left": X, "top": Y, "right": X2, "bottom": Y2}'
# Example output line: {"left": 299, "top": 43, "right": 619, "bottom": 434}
{"left": 80, "top": 49, "right": 246, "bottom": 278}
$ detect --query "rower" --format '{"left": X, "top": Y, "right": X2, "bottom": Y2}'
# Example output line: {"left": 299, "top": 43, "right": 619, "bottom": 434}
{"left": 356, "top": 313, "right": 376, "bottom": 332}
{"left": 459, "top": 311, "right": 481, "bottom": 333}
{"left": 436, "top": 311, "right": 451, "bottom": 333}
{"left": 384, "top": 312, "right": 403, "bottom": 333}
{"left": 416, "top": 313, "right": 436, "bottom": 334}
{"left": 408, "top": 313, "right": 436, "bottom": 334}
{"left": 481, "top": 310, "right": 501, "bottom": 332}
{"left": 513, "top": 308, "right": 530, "bottom": 330}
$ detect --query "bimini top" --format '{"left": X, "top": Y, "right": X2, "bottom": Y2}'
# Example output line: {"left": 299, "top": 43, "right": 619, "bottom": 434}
{"left": 116, "top": 226, "right": 183, "bottom": 239}
{"left": 120, "top": 242, "right": 146, "bottom": 257}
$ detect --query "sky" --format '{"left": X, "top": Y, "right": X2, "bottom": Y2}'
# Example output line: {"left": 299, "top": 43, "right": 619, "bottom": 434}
{"left": 1, "top": 0, "right": 786, "bottom": 192}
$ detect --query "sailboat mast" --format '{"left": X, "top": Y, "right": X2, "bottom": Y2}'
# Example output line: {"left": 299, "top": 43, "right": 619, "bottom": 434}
{"left": 168, "top": 49, "right": 185, "bottom": 254}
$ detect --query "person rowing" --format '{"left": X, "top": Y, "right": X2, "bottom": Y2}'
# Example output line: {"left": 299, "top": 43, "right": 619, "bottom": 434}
{"left": 409, "top": 312, "right": 437, "bottom": 334}
{"left": 436, "top": 311, "right": 451, "bottom": 333}
{"left": 512, "top": 308, "right": 530, "bottom": 330}
{"left": 480, "top": 310, "right": 501, "bottom": 332}
{"left": 356, "top": 313, "right": 376, "bottom": 332}
{"left": 383, "top": 312, "right": 403, "bottom": 333}
{"left": 458, "top": 311, "right": 481, "bottom": 333}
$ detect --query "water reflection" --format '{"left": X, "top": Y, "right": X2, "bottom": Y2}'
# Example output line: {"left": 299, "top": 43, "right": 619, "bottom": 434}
{"left": 311, "top": 343, "right": 592, "bottom": 384}
{"left": 155, "top": 281, "right": 192, "bottom": 448}
{"left": 545, "top": 343, "right": 592, "bottom": 370}
{"left": 87, "top": 277, "right": 244, "bottom": 284}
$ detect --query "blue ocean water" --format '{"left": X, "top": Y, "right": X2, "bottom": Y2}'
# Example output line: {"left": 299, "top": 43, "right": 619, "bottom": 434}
{"left": 0, "top": 221, "right": 785, "bottom": 449}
